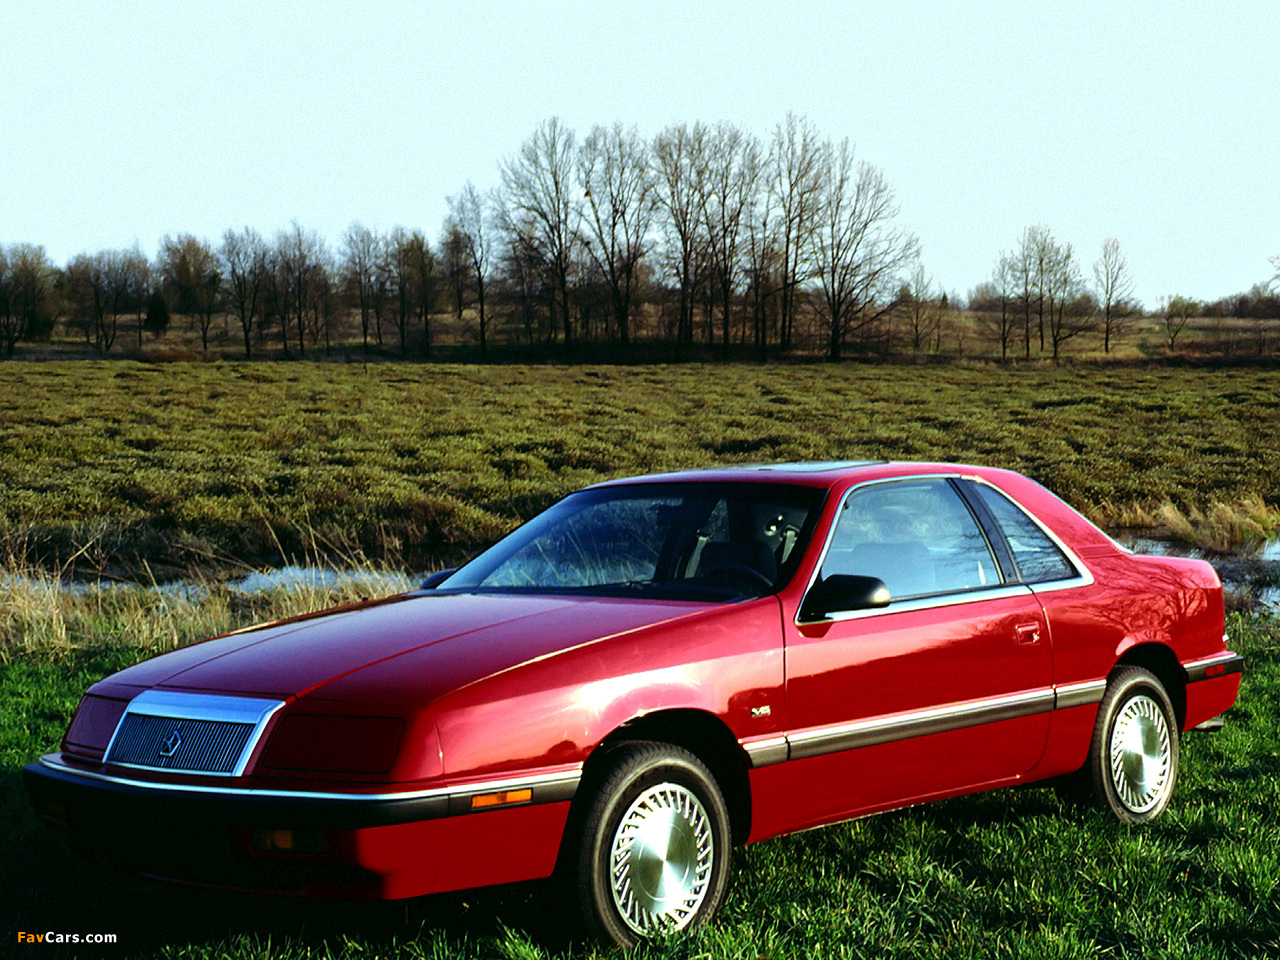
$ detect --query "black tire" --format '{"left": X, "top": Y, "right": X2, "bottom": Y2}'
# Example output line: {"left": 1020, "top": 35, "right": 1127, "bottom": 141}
{"left": 573, "top": 742, "right": 732, "bottom": 948}
{"left": 1085, "top": 666, "right": 1180, "bottom": 824}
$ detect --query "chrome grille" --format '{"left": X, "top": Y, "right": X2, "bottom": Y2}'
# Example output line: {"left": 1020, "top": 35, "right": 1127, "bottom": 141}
{"left": 106, "top": 714, "right": 255, "bottom": 773}
{"left": 102, "top": 690, "right": 285, "bottom": 777}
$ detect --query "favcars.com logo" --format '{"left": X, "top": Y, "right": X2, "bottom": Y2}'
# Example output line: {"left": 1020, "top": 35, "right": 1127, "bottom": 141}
{"left": 17, "top": 932, "right": 117, "bottom": 944}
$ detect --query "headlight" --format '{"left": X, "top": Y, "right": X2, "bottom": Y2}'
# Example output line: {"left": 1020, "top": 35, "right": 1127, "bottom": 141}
{"left": 259, "top": 714, "right": 404, "bottom": 774}
{"left": 63, "top": 695, "right": 130, "bottom": 757}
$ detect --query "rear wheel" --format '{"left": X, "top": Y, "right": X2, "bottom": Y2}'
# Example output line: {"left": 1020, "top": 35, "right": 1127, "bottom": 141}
{"left": 1086, "top": 667, "right": 1179, "bottom": 823}
{"left": 573, "top": 742, "right": 732, "bottom": 948}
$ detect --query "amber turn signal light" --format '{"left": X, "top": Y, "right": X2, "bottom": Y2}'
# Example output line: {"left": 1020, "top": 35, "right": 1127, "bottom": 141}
{"left": 250, "top": 828, "right": 328, "bottom": 854}
{"left": 470, "top": 788, "right": 532, "bottom": 809}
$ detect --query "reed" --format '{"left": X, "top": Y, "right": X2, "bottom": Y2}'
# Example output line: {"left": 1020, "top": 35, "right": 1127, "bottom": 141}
{"left": 0, "top": 556, "right": 414, "bottom": 662}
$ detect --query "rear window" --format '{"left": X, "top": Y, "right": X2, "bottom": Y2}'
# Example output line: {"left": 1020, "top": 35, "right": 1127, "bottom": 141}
{"left": 971, "top": 483, "right": 1076, "bottom": 583}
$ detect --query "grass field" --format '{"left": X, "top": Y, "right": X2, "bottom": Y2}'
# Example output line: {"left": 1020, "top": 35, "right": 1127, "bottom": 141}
{"left": 3, "top": 360, "right": 1279, "bottom": 957}
{"left": 2, "top": 576, "right": 1275, "bottom": 958}
{"left": 3, "top": 361, "right": 1280, "bottom": 579}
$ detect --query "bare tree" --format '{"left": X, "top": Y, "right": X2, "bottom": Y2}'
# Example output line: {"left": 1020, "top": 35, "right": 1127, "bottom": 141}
{"left": 65, "top": 253, "right": 103, "bottom": 350}
{"left": 769, "top": 114, "right": 827, "bottom": 353}
{"left": 276, "top": 223, "right": 327, "bottom": 356}
{"left": 811, "top": 139, "right": 918, "bottom": 360}
{"left": 440, "top": 220, "right": 472, "bottom": 334}
{"left": 577, "top": 124, "right": 655, "bottom": 347}
{"left": 158, "top": 234, "right": 221, "bottom": 352}
{"left": 0, "top": 244, "right": 54, "bottom": 357}
{"left": 122, "top": 245, "right": 150, "bottom": 351}
{"left": 742, "top": 179, "right": 779, "bottom": 359}
{"left": 260, "top": 248, "right": 289, "bottom": 355}
{"left": 1008, "top": 225, "right": 1052, "bottom": 357}
{"left": 1160, "top": 295, "right": 1199, "bottom": 350}
{"left": 312, "top": 258, "right": 341, "bottom": 355}
{"left": 1093, "top": 238, "right": 1137, "bottom": 353}
{"left": 370, "top": 238, "right": 392, "bottom": 348}
{"left": 221, "top": 228, "right": 270, "bottom": 358}
{"left": 698, "top": 122, "right": 763, "bottom": 357}
{"left": 66, "top": 250, "right": 130, "bottom": 353}
{"left": 402, "top": 230, "right": 438, "bottom": 356}
{"left": 341, "top": 223, "right": 380, "bottom": 354}
{"left": 98, "top": 251, "right": 131, "bottom": 352}
{"left": 447, "top": 182, "right": 497, "bottom": 357}
{"left": 900, "top": 260, "right": 941, "bottom": 354}
{"left": 496, "top": 197, "right": 547, "bottom": 348}
{"left": 0, "top": 247, "right": 11, "bottom": 356}
{"left": 501, "top": 117, "right": 580, "bottom": 350}
{"left": 1043, "top": 240, "right": 1093, "bottom": 359}
{"left": 974, "top": 253, "right": 1019, "bottom": 360}
{"left": 384, "top": 227, "right": 413, "bottom": 353}
{"left": 1257, "top": 284, "right": 1279, "bottom": 355}
{"left": 653, "top": 122, "right": 710, "bottom": 355}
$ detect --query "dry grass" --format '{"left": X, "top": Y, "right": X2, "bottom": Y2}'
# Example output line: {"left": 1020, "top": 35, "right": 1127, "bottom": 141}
{"left": 1151, "top": 496, "right": 1280, "bottom": 553}
{"left": 1098, "top": 495, "right": 1280, "bottom": 552}
{"left": 0, "top": 557, "right": 414, "bottom": 663}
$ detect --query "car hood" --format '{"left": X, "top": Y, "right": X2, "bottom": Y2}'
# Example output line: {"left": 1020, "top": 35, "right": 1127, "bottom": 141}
{"left": 93, "top": 592, "right": 719, "bottom": 702}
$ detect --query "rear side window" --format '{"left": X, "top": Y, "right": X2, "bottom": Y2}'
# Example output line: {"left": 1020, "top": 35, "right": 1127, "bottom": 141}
{"left": 971, "top": 484, "right": 1076, "bottom": 583}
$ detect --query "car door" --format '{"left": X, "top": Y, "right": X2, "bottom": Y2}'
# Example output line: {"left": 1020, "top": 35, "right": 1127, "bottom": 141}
{"left": 779, "top": 477, "right": 1053, "bottom": 829}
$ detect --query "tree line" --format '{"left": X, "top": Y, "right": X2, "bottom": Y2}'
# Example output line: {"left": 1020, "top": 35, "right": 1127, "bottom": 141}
{"left": 2, "top": 115, "right": 1278, "bottom": 361}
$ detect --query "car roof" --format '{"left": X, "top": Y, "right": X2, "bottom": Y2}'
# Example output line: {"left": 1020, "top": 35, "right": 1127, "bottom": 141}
{"left": 591, "top": 461, "right": 998, "bottom": 490}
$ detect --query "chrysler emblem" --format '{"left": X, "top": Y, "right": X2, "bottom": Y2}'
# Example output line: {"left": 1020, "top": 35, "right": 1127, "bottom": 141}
{"left": 159, "top": 730, "right": 182, "bottom": 757}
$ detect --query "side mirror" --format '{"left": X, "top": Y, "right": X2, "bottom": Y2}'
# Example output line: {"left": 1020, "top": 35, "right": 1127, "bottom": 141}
{"left": 800, "top": 574, "right": 891, "bottom": 621}
{"left": 420, "top": 568, "right": 458, "bottom": 589}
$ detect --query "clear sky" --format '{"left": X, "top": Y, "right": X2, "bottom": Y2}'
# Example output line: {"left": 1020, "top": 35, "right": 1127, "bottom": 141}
{"left": 2, "top": 0, "right": 1276, "bottom": 308}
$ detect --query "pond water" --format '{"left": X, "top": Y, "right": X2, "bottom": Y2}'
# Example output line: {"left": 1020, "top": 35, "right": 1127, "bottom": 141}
{"left": 1113, "top": 535, "right": 1280, "bottom": 612}
{"left": 227, "top": 565, "right": 415, "bottom": 595}
{"left": 7, "top": 539, "right": 1280, "bottom": 611}
{"left": 1, "top": 566, "right": 419, "bottom": 602}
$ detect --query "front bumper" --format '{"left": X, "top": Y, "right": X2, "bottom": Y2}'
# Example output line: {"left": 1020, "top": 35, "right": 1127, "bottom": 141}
{"left": 25, "top": 755, "right": 577, "bottom": 899}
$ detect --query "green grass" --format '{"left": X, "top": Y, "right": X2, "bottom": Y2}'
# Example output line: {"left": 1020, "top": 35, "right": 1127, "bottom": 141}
{"left": 2, "top": 601, "right": 1276, "bottom": 959}
{"left": 3, "top": 361, "right": 1280, "bottom": 576}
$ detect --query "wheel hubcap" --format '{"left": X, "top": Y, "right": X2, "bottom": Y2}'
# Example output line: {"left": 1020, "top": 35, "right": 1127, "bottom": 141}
{"left": 609, "top": 783, "right": 714, "bottom": 935}
{"left": 1108, "top": 693, "right": 1172, "bottom": 813}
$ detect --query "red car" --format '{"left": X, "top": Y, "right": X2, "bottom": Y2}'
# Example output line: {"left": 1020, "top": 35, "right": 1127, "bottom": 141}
{"left": 26, "top": 461, "right": 1243, "bottom": 947}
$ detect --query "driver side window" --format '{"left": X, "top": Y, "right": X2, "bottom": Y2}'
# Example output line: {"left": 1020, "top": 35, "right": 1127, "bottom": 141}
{"left": 820, "top": 479, "right": 1000, "bottom": 601}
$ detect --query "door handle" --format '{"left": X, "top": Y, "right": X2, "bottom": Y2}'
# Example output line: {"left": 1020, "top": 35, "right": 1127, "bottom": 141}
{"left": 1015, "top": 623, "right": 1042, "bottom": 645}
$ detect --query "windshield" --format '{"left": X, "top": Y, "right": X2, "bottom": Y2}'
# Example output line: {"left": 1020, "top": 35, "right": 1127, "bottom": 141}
{"left": 441, "top": 482, "right": 826, "bottom": 601}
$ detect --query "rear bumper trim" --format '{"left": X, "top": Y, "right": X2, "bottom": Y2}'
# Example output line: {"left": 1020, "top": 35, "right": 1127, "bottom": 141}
{"left": 1184, "top": 652, "right": 1244, "bottom": 684}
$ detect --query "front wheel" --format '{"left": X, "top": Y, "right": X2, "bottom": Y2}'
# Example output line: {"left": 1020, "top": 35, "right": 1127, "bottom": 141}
{"left": 1086, "top": 666, "right": 1180, "bottom": 824}
{"left": 573, "top": 742, "right": 732, "bottom": 948}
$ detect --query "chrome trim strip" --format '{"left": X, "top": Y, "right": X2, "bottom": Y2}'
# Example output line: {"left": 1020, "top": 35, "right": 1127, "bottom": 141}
{"left": 785, "top": 687, "right": 1055, "bottom": 761}
{"left": 119, "top": 690, "right": 284, "bottom": 723}
{"left": 103, "top": 690, "right": 286, "bottom": 779}
{"left": 1184, "top": 652, "right": 1244, "bottom": 683}
{"left": 1054, "top": 679, "right": 1107, "bottom": 709}
{"left": 741, "top": 736, "right": 789, "bottom": 768}
{"left": 1026, "top": 576, "right": 1092, "bottom": 596}
{"left": 800, "top": 584, "right": 1033, "bottom": 625}
{"left": 1183, "top": 651, "right": 1239, "bottom": 669}
{"left": 38, "top": 754, "right": 582, "bottom": 803}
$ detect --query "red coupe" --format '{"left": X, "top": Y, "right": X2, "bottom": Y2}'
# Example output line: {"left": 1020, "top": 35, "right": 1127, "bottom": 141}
{"left": 25, "top": 461, "right": 1243, "bottom": 946}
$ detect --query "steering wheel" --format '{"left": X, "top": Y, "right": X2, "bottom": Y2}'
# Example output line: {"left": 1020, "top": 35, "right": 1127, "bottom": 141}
{"left": 700, "top": 563, "right": 774, "bottom": 591}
